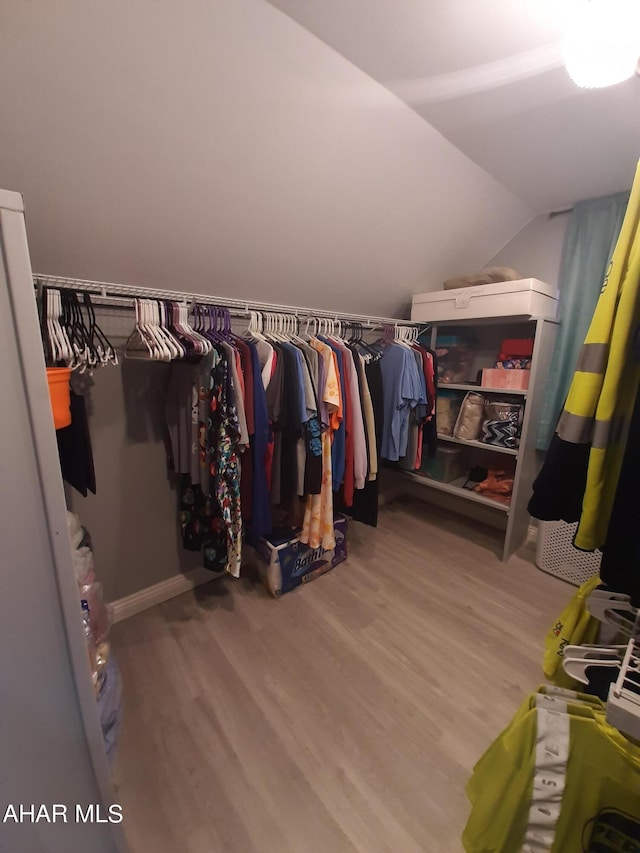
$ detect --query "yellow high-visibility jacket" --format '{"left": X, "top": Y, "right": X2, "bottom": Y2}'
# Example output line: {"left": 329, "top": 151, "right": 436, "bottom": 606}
{"left": 558, "top": 160, "right": 640, "bottom": 550}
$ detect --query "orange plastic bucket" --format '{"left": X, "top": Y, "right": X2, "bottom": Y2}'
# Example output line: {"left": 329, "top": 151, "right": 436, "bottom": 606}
{"left": 46, "top": 367, "right": 72, "bottom": 429}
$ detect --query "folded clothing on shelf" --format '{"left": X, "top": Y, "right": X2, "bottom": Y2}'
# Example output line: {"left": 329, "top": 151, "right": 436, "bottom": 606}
{"left": 473, "top": 468, "right": 515, "bottom": 504}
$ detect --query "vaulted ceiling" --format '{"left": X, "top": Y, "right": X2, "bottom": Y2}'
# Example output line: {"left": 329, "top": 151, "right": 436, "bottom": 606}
{"left": 267, "top": 0, "right": 640, "bottom": 211}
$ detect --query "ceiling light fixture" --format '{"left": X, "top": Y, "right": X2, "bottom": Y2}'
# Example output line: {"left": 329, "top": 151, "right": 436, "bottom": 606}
{"left": 563, "top": 0, "right": 640, "bottom": 89}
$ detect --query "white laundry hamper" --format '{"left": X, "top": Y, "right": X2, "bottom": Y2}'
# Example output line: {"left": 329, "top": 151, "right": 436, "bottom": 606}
{"left": 535, "top": 519, "right": 602, "bottom": 586}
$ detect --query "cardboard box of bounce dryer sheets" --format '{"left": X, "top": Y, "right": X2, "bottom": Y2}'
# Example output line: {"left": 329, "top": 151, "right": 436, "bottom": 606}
{"left": 257, "top": 514, "right": 347, "bottom": 597}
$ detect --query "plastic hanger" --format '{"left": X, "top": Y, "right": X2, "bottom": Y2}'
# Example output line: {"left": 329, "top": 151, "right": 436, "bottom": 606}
{"left": 83, "top": 292, "right": 118, "bottom": 366}
{"left": 303, "top": 316, "right": 318, "bottom": 341}
{"left": 349, "top": 320, "right": 378, "bottom": 359}
{"left": 155, "top": 300, "right": 179, "bottom": 360}
{"left": 562, "top": 656, "right": 622, "bottom": 685}
{"left": 289, "top": 315, "right": 309, "bottom": 348}
{"left": 562, "top": 644, "right": 627, "bottom": 661}
{"left": 247, "top": 310, "right": 266, "bottom": 342}
{"left": 44, "top": 289, "right": 62, "bottom": 364}
{"left": 124, "top": 299, "right": 157, "bottom": 360}
{"left": 177, "top": 302, "right": 210, "bottom": 355}
{"left": 394, "top": 324, "right": 413, "bottom": 349}
{"left": 50, "top": 289, "right": 75, "bottom": 366}
{"left": 204, "top": 305, "right": 224, "bottom": 345}
{"left": 47, "top": 290, "right": 67, "bottom": 365}
{"left": 225, "top": 307, "right": 245, "bottom": 347}
{"left": 153, "top": 301, "right": 182, "bottom": 360}
{"left": 379, "top": 323, "right": 395, "bottom": 347}
{"left": 587, "top": 590, "right": 640, "bottom": 637}
{"left": 157, "top": 301, "right": 184, "bottom": 359}
{"left": 264, "top": 312, "right": 283, "bottom": 343}
{"left": 165, "top": 302, "right": 190, "bottom": 359}
{"left": 63, "top": 290, "right": 94, "bottom": 371}
{"left": 137, "top": 300, "right": 164, "bottom": 360}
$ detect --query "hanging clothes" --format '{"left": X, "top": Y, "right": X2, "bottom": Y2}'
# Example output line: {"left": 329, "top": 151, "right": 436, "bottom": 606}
{"left": 599, "top": 384, "right": 640, "bottom": 606}
{"left": 176, "top": 347, "right": 243, "bottom": 576}
{"left": 300, "top": 337, "right": 341, "bottom": 550}
{"left": 335, "top": 351, "right": 384, "bottom": 527}
{"left": 165, "top": 355, "right": 213, "bottom": 489}
{"left": 341, "top": 342, "right": 368, "bottom": 494}
{"left": 322, "top": 338, "right": 346, "bottom": 493}
{"left": 245, "top": 339, "right": 272, "bottom": 539}
{"left": 207, "top": 349, "right": 243, "bottom": 576}
{"left": 56, "top": 389, "right": 97, "bottom": 497}
{"left": 265, "top": 344, "right": 284, "bottom": 505}
{"left": 421, "top": 347, "right": 438, "bottom": 463}
{"left": 163, "top": 309, "right": 414, "bottom": 567}
{"left": 274, "top": 341, "right": 303, "bottom": 508}
{"left": 378, "top": 341, "right": 424, "bottom": 463}
{"left": 529, "top": 160, "right": 640, "bottom": 550}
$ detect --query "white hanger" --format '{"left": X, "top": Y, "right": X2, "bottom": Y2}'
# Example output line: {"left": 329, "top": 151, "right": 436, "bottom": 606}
{"left": 393, "top": 323, "right": 412, "bottom": 349}
{"left": 263, "top": 312, "right": 276, "bottom": 342}
{"left": 587, "top": 590, "right": 640, "bottom": 637}
{"left": 155, "top": 301, "right": 180, "bottom": 360}
{"left": 124, "top": 299, "right": 157, "bottom": 360}
{"left": 563, "top": 644, "right": 627, "bottom": 661}
{"left": 48, "top": 289, "right": 75, "bottom": 366}
{"left": 56, "top": 290, "right": 77, "bottom": 366}
{"left": 139, "top": 300, "right": 166, "bottom": 360}
{"left": 274, "top": 313, "right": 288, "bottom": 342}
{"left": 304, "top": 317, "right": 318, "bottom": 340}
{"left": 248, "top": 310, "right": 267, "bottom": 342}
{"left": 562, "top": 656, "right": 621, "bottom": 685}
{"left": 46, "top": 291, "right": 63, "bottom": 363}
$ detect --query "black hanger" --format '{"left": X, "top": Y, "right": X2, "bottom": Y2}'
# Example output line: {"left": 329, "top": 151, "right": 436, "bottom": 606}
{"left": 82, "top": 291, "right": 116, "bottom": 365}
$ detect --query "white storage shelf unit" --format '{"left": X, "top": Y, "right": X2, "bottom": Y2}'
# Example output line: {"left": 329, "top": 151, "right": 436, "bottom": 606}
{"left": 410, "top": 282, "right": 558, "bottom": 561}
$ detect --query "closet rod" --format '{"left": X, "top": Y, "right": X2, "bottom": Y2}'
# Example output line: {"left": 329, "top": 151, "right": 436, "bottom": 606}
{"left": 34, "top": 274, "right": 421, "bottom": 329}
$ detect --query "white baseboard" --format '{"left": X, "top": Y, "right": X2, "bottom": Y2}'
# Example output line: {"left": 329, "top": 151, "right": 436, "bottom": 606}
{"left": 111, "top": 568, "right": 220, "bottom": 623}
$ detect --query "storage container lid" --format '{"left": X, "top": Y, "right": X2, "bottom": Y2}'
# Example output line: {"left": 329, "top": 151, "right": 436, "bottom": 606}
{"left": 412, "top": 278, "right": 557, "bottom": 306}
{"left": 437, "top": 444, "right": 463, "bottom": 457}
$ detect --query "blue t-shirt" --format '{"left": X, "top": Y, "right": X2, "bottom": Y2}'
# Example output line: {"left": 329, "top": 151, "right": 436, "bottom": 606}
{"left": 379, "top": 344, "right": 423, "bottom": 461}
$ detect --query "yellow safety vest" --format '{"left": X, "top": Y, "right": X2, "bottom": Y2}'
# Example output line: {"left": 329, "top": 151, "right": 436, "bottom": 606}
{"left": 558, "top": 160, "right": 640, "bottom": 550}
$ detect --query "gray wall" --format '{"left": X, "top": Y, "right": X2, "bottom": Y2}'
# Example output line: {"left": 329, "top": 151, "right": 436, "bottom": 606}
{"left": 66, "top": 360, "right": 204, "bottom": 602}
{"left": 485, "top": 212, "right": 569, "bottom": 289}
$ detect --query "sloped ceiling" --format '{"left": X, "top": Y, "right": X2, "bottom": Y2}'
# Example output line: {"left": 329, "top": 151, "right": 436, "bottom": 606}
{"left": 267, "top": 0, "right": 640, "bottom": 211}
{"left": 0, "top": 0, "right": 533, "bottom": 317}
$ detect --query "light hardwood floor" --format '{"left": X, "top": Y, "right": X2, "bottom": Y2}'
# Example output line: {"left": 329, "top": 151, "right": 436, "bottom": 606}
{"left": 111, "top": 498, "right": 568, "bottom": 853}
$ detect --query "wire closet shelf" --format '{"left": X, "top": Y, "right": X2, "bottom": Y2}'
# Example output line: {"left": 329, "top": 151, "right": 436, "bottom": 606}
{"left": 34, "top": 274, "right": 424, "bottom": 332}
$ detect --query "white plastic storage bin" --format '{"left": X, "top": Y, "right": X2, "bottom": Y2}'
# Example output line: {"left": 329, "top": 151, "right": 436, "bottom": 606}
{"left": 536, "top": 520, "right": 602, "bottom": 586}
{"left": 411, "top": 278, "right": 557, "bottom": 323}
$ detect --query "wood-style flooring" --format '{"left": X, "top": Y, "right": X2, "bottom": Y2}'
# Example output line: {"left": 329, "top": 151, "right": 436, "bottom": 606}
{"left": 111, "top": 498, "right": 568, "bottom": 853}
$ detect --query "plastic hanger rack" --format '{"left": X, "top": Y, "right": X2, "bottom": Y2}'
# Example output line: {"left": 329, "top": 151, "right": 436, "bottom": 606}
{"left": 561, "top": 588, "right": 640, "bottom": 741}
{"left": 607, "top": 639, "right": 640, "bottom": 740}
